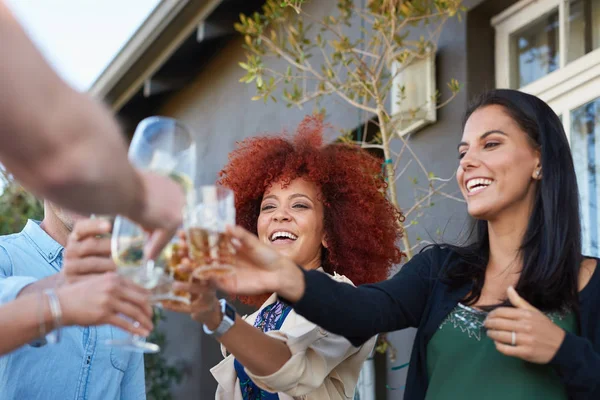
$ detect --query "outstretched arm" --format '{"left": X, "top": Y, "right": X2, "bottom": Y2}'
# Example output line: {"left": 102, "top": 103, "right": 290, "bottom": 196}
{"left": 176, "top": 276, "right": 370, "bottom": 397}
{"left": 0, "top": 2, "right": 183, "bottom": 257}
{"left": 213, "top": 225, "right": 437, "bottom": 346}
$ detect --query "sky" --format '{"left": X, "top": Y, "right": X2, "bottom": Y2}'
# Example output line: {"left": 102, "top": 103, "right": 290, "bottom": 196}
{"left": 6, "top": 0, "right": 161, "bottom": 91}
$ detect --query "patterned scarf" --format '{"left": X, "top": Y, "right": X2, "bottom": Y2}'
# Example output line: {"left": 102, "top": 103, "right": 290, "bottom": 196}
{"left": 234, "top": 300, "right": 292, "bottom": 399}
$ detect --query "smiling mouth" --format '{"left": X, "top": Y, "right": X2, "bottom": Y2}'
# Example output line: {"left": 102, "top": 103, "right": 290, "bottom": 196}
{"left": 466, "top": 178, "right": 493, "bottom": 194}
{"left": 269, "top": 231, "right": 298, "bottom": 244}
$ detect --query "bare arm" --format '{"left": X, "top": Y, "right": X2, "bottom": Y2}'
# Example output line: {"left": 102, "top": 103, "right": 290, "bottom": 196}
{"left": 176, "top": 276, "right": 366, "bottom": 395}
{"left": 0, "top": 2, "right": 184, "bottom": 256}
{"left": 206, "top": 311, "right": 292, "bottom": 376}
{"left": 0, "top": 2, "right": 142, "bottom": 216}
{"left": 0, "top": 290, "right": 57, "bottom": 355}
{"left": 0, "top": 274, "right": 153, "bottom": 356}
{"left": 169, "top": 275, "right": 292, "bottom": 376}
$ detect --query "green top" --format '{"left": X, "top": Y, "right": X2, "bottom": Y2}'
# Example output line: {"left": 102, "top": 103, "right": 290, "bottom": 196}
{"left": 426, "top": 303, "right": 577, "bottom": 400}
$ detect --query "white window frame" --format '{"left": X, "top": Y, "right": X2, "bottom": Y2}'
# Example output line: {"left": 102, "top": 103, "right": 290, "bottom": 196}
{"left": 551, "top": 82, "right": 600, "bottom": 258}
{"left": 546, "top": 73, "right": 600, "bottom": 138}
{"left": 494, "top": 0, "right": 600, "bottom": 257}
{"left": 492, "top": 0, "right": 600, "bottom": 104}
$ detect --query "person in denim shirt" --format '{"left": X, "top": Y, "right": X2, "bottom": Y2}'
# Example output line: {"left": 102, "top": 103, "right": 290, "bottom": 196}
{"left": 0, "top": 202, "right": 146, "bottom": 400}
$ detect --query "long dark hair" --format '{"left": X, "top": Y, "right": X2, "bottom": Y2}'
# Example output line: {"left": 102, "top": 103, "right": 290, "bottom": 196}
{"left": 446, "top": 89, "right": 582, "bottom": 312}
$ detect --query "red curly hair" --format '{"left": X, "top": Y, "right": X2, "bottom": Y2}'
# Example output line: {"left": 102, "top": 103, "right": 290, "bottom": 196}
{"left": 218, "top": 115, "right": 404, "bottom": 306}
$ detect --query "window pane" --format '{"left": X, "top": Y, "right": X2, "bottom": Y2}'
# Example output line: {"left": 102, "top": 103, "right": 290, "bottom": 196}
{"left": 510, "top": 9, "right": 560, "bottom": 88}
{"left": 570, "top": 97, "right": 599, "bottom": 257}
{"left": 568, "top": 0, "right": 600, "bottom": 63}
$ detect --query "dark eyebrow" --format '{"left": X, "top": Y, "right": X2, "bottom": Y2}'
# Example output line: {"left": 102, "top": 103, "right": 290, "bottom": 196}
{"left": 457, "top": 130, "right": 508, "bottom": 151}
{"left": 289, "top": 193, "right": 314, "bottom": 203}
{"left": 261, "top": 193, "right": 314, "bottom": 203}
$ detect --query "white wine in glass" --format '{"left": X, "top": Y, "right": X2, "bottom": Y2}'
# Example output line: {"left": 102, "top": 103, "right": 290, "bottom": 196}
{"left": 186, "top": 186, "right": 236, "bottom": 279}
{"left": 105, "top": 216, "right": 161, "bottom": 353}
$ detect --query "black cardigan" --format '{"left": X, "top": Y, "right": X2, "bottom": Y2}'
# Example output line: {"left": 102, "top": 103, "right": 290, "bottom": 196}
{"left": 292, "top": 246, "right": 600, "bottom": 399}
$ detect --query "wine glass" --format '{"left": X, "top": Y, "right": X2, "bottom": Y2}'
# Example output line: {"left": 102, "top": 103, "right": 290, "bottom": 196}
{"left": 128, "top": 116, "right": 196, "bottom": 191}
{"left": 154, "top": 186, "right": 237, "bottom": 311}
{"left": 105, "top": 116, "right": 196, "bottom": 352}
{"left": 128, "top": 117, "right": 199, "bottom": 308}
{"left": 186, "top": 185, "right": 236, "bottom": 281}
{"left": 127, "top": 117, "right": 196, "bottom": 293}
{"left": 104, "top": 216, "right": 162, "bottom": 353}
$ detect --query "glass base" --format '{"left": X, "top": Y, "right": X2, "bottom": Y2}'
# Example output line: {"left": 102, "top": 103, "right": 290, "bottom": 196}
{"left": 105, "top": 338, "right": 160, "bottom": 354}
{"left": 153, "top": 295, "right": 191, "bottom": 313}
{"left": 151, "top": 293, "right": 190, "bottom": 305}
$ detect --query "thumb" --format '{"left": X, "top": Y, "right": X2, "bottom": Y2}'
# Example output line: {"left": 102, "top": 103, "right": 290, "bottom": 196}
{"left": 507, "top": 286, "right": 538, "bottom": 312}
{"left": 227, "top": 225, "right": 257, "bottom": 249}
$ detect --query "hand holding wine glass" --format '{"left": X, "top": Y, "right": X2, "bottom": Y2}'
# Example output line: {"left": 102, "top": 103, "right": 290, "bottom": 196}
{"left": 163, "top": 231, "right": 224, "bottom": 319}
{"left": 210, "top": 225, "right": 305, "bottom": 303}
{"left": 57, "top": 273, "right": 153, "bottom": 336}
{"left": 62, "top": 218, "right": 116, "bottom": 284}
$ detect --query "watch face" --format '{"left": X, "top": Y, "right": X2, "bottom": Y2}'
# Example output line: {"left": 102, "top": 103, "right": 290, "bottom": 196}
{"left": 224, "top": 303, "right": 236, "bottom": 321}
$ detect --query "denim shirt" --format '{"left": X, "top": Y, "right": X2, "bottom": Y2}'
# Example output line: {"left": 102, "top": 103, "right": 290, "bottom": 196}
{"left": 0, "top": 220, "right": 145, "bottom": 400}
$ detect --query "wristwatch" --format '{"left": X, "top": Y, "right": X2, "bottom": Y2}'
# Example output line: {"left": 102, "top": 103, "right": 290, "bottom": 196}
{"left": 203, "top": 299, "right": 236, "bottom": 338}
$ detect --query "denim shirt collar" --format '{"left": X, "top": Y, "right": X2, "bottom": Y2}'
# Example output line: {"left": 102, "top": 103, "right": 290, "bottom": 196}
{"left": 22, "top": 220, "right": 64, "bottom": 264}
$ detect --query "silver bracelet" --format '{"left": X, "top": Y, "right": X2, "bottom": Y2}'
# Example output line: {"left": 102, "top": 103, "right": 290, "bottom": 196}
{"left": 43, "top": 289, "right": 62, "bottom": 344}
{"left": 29, "top": 291, "right": 49, "bottom": 347}
{"left": 37, "top": 291, "right": 47, "bottom": 338}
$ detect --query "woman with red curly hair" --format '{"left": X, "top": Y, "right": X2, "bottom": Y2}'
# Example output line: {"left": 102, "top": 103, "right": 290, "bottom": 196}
{"left": 175, "top": 115, "right": 403, "bottom": 399}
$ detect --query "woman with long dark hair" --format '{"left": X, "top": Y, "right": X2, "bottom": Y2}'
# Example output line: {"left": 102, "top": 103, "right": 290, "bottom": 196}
{"left": 212, "top": 89, "right": 600, "bottom": 399}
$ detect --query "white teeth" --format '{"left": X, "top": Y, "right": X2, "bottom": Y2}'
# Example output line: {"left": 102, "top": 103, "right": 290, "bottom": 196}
{"left": 270, "top": 231, "right": 298, "bottom": 241}
{"left": 466, "top": 178, "right": 493, "bottom": 193}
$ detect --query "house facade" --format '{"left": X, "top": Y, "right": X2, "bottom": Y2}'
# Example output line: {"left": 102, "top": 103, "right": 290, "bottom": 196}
{"left": 90, "top": 0, "right": 599, "bottom": 398}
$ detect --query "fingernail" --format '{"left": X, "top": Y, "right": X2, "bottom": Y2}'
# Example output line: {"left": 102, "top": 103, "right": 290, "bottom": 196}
{"left": 100, "top": 221, "right": 111, "bottom": 230}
